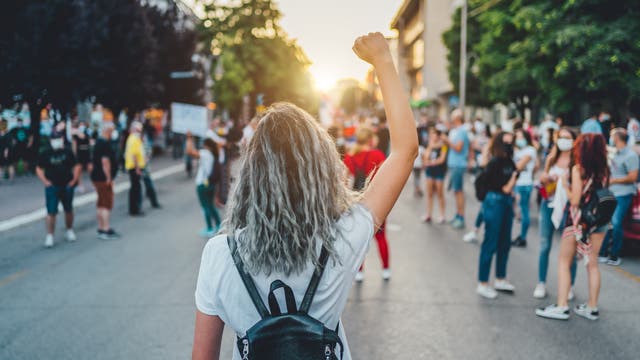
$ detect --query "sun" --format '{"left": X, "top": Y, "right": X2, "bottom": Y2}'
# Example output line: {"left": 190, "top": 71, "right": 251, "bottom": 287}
{"left": 310, "top": 66, "right": 338, "bottom": 92}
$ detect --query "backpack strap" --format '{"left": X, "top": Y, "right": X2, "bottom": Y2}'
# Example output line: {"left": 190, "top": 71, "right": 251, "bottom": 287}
{"left": 227, "top": 234, "right": 270, "bottom": 319}
{"left": 299, "top": 246, "right": 330, "bottom": 314}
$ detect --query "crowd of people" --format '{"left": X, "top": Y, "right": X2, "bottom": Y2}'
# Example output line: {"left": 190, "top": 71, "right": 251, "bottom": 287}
{"left": 312, "top": 94, "right": 640, "bottom": 323}
{"left": 403, "top": 109, "right": 638, "bottom": 321}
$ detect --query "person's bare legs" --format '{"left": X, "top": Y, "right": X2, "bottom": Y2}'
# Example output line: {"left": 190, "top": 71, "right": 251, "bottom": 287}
{"left": 425, "top": 178, "right": 434, "bottom": 218}
{"left": 64, "top": 212, "right": 74, "bottom": 230}
{"left": 557, "top": 235, "right": 577, "bottom": 307}
{"left": 97, "top": 208, "right": 111, "bottom": 232}
{"left": 586, "top": 232, "right": 605, "bottom": 308}
{"left": 436, "top": 181, "right": 445, "bottom": 220}
{"left": 46, "top": 215, "right": 56, "bottom": 235}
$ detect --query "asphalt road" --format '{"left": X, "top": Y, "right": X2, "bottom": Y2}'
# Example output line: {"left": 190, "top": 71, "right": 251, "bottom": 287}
{"left": 1, "top": 166, "right": 639, "bottom": 359}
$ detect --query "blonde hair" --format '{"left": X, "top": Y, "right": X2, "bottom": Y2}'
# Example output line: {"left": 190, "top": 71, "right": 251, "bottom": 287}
{"left": 352, "top": 127, "right": 374, "bottom": 155}
{"left": 222, "top": 102, "right": 360, "bottom": 276}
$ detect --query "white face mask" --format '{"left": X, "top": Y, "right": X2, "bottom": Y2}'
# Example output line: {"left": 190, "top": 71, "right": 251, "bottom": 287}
{"left": 557, "top": 138, "right": 573, "bottom": 152}
{"left": 50, "top": 138, "right": 64, "bottom": 150}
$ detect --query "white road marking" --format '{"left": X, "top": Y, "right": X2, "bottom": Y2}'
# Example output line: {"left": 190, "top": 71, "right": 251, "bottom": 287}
{"left": 0, "top": 164, "right": 184, "bottom": 233}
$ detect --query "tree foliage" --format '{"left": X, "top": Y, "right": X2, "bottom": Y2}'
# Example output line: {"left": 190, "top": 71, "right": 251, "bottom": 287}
{"left": 443, "top": 0, "right": 640, "bottom": 123}
{"left": 0, "top": 0, "right": 200, "bottom": 119}
{"left": 199, "top": 0, "right": 318, "bottom": 118}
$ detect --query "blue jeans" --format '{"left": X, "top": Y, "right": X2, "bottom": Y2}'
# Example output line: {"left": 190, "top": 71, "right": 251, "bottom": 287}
{"left": 197, "top": 184, "right": 221, "bottom": 230}
{"left": 478, "top": 192, "right": 514, "bottom": 282}
{"left": 475, "top": 209, "right": 484, "bottom": 229}
{"left": 515, "top": 185, "right": 533, "bottom": 240}
{"left": 600, "top": 194, "right": 633, "bottom": 258}
{"left": 538, "top": 199, "right": 576, "bottom": 284}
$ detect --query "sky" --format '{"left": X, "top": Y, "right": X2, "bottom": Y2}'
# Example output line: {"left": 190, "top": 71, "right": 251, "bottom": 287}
{"left": 185, "top": 0, "right": 404, "bottom": 90}
{"left": 276, "top": 0, "right": 404, "bottom": 90}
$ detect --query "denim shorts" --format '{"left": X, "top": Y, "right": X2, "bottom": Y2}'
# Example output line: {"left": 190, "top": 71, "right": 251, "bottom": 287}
{"left": 45, "top": 185, "right": 75, "bottom": 215}
{"left": 448, "top": 167, "right": 466, "bottom": 192}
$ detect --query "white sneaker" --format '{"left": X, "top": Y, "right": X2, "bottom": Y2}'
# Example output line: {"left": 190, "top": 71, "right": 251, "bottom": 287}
{"left": 44, "top": 234, "right": 54, "bottom": 248}
{"left": 574, "top": 303, "right": 599, "bottom": 320}
{"left": 568, "top": 287, "right": 575, "bottom": 301}
{"left": 65, "top": 229, "right": 77, "bottom": 242}
{"left": 536, "top": 304, "right": 570, "bottom": 320}
{"left": 533, "top": 283, "right": 546, "bottom": 299}
{"left": 494, "top": 279, "right": 515, "bottom": 292}
{"left": 354, "top": 271, "right": 365, "bottom": 282}
{"left": 463, "top": 230, "right": 478, "bottom": 243}
{"left": 476, "top": 284, "right": 498, "bottom": 299}
{"left": 382, "top": 269, "right": 392, "bottom": 281}
{"left": 598, "top": 256, "right": 609, "bottom": 264}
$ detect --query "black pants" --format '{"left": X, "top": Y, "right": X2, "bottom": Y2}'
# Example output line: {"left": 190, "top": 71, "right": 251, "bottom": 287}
{"left": 142, "top": 168, "right": 159, "bottom": 207}
{"left": 128, "top": 170, "right": 142, "bottom": 214}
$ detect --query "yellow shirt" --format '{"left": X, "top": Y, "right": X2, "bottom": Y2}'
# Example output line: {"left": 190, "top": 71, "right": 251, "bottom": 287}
{"left": 124, "top": 134, "right": 146, "bottom": 170}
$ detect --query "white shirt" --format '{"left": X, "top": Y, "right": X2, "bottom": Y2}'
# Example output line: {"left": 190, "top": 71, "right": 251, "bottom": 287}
{"left": 195, "top": 149, "right": 214, "bottom": 186}
{"left": 538, "top": 120, "right": 559, "bottom": 149}
{"left": 242, "top": 125, "right": 255, "bottom": 146}
{"left": 514, "top": 145, "right": 537, "bottom": 186}
{"left": 205, "top": 129, "right": 226, "bottom": 163}
{"left": 195, "top": 204, "right": 375, "bottom": 360}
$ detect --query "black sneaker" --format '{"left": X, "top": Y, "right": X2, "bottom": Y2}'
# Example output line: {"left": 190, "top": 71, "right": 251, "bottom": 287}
{"left": 511, "top": 237, "right": 527, "bottom": 247}
{"left": 606, "top": 256, "right": 621, "bottom": 266}
{"left": 105, "top": 229, "right": 121, "bottom": 239}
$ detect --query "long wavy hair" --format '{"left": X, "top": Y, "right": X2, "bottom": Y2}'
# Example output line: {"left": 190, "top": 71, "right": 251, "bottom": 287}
{"left": 573, "top": 133, "right": 610, "bottom": 186}
{"left": 222, "top": 102, "right": 360, "bottom": 276}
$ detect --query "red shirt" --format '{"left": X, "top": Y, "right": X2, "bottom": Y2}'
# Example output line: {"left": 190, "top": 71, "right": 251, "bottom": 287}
{"left": 344, "top": 149, "right": 386, "bottom": 178}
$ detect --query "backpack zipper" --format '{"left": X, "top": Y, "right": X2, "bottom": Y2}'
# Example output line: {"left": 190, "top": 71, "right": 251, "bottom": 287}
{"left": 242, "top": 339, "right": 249, "bottom": 360}
{"left": 325, "top": 344, "right": 332, "bottom": 360}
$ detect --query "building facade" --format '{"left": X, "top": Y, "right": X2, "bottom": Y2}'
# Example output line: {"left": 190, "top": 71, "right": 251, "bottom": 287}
{"left": 391, "top": 0, "right": 458, "bottom": 120}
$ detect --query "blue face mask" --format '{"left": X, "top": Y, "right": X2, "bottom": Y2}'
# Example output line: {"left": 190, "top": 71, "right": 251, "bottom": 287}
{"left": 609, "top": 137, "right": 615, "bottom": 147}
{"left": 516, "top": 138, "right": 527, "bottom": 148}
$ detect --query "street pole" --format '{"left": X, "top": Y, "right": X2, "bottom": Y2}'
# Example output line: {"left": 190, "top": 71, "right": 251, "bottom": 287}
{"left": 459, "top": 0, "right": 467, "bottom": 112}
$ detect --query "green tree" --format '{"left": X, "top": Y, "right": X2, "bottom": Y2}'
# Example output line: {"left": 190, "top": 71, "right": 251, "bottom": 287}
{"left": 199, "top": 0, "right": 318, "bottom": 118}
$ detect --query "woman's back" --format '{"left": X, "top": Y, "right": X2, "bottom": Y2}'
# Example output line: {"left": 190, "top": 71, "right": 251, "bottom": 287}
{"left": 196, "top": 205, "right": 374, "bottom": 360}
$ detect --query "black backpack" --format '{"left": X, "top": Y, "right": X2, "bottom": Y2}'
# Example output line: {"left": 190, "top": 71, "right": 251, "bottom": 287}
{"left": 227, "top": 235, "right": 344, "bottom": 360}
{"left": 207, "top": 156, "right": 223, "bottom": 185}
{"left": 474, "top": 169, "right": 489, "bottom": 201}
{"left": 352, "top": 152, "right": 370, "bottom": 191}
{"left": 580, "top": 180, "right": 617, "bottom": 229}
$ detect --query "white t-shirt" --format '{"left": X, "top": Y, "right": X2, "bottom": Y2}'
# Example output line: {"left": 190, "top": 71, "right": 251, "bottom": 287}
{"left": 195, "top": 204, "right": 375, "bottom": 360}
{"left": 195, "top": 149, "right": 214, "bottom": 186}
{"left": 242, "top": 125, "right": 255, "bottom": 146}
{"left": 538, "top": 120, "right": 559, "bottom": 149}
{"left": 514, "top": 145, "right": 537, "bottom": 186}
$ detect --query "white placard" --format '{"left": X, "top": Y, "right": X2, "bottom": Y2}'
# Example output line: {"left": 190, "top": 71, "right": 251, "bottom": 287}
{"left": 171, "top": 102, "right": 208, "bottom": 137}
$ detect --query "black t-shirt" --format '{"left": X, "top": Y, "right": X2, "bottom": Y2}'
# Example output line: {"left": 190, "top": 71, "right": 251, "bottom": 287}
{"left": 417, "top": 126, "right": 429, "bottom": 147}
{"left": 10, "top": 127, "right": 30, "bottom": 148}
{"left": 376, "top": 127, "right": 390, "bottom": 155}
{"left": 73, "top": 132, "right": 91, "bottom": 154}
{"left": 484, "top": 157, "right": 517, "bottom": 194}
{"left": 91, "top": 138, "right": 117, "bottom": 182}
{"left": 37, "top": 148, "right": 77, "bottom": 186}
{"left": 0, "top": 132, "right": 10, "bottom": 152}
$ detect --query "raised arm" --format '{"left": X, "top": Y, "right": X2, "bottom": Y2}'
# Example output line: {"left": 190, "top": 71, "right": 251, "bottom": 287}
{"left": 353, "top": 32, "right": 419, "bottom": 226}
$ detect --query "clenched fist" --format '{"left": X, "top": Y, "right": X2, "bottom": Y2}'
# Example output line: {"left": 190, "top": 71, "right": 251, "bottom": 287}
{"left": 352, "top": 32, "right": 392, "bottom": 67}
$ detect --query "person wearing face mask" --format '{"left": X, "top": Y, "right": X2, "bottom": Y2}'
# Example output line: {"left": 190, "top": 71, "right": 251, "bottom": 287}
{"left": 512, "top": 129, "right": 538, "bottom": 247}
{"left": 533, "top": 128, "right": 578, "bottom": 299}
{"left": 598, "top": 129, "right": 639, "bottom": 266}
{"left": 35, "top": 134, "right": 81, "bottom": 248}
{"left": 476, "top": 131, "right": 519, "bottom": 299}
{"left": 72, "top": 121, "right": 92, "bottom": 193}
{"left": 598, "top": 111, "right": 613, "bottom": 140}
